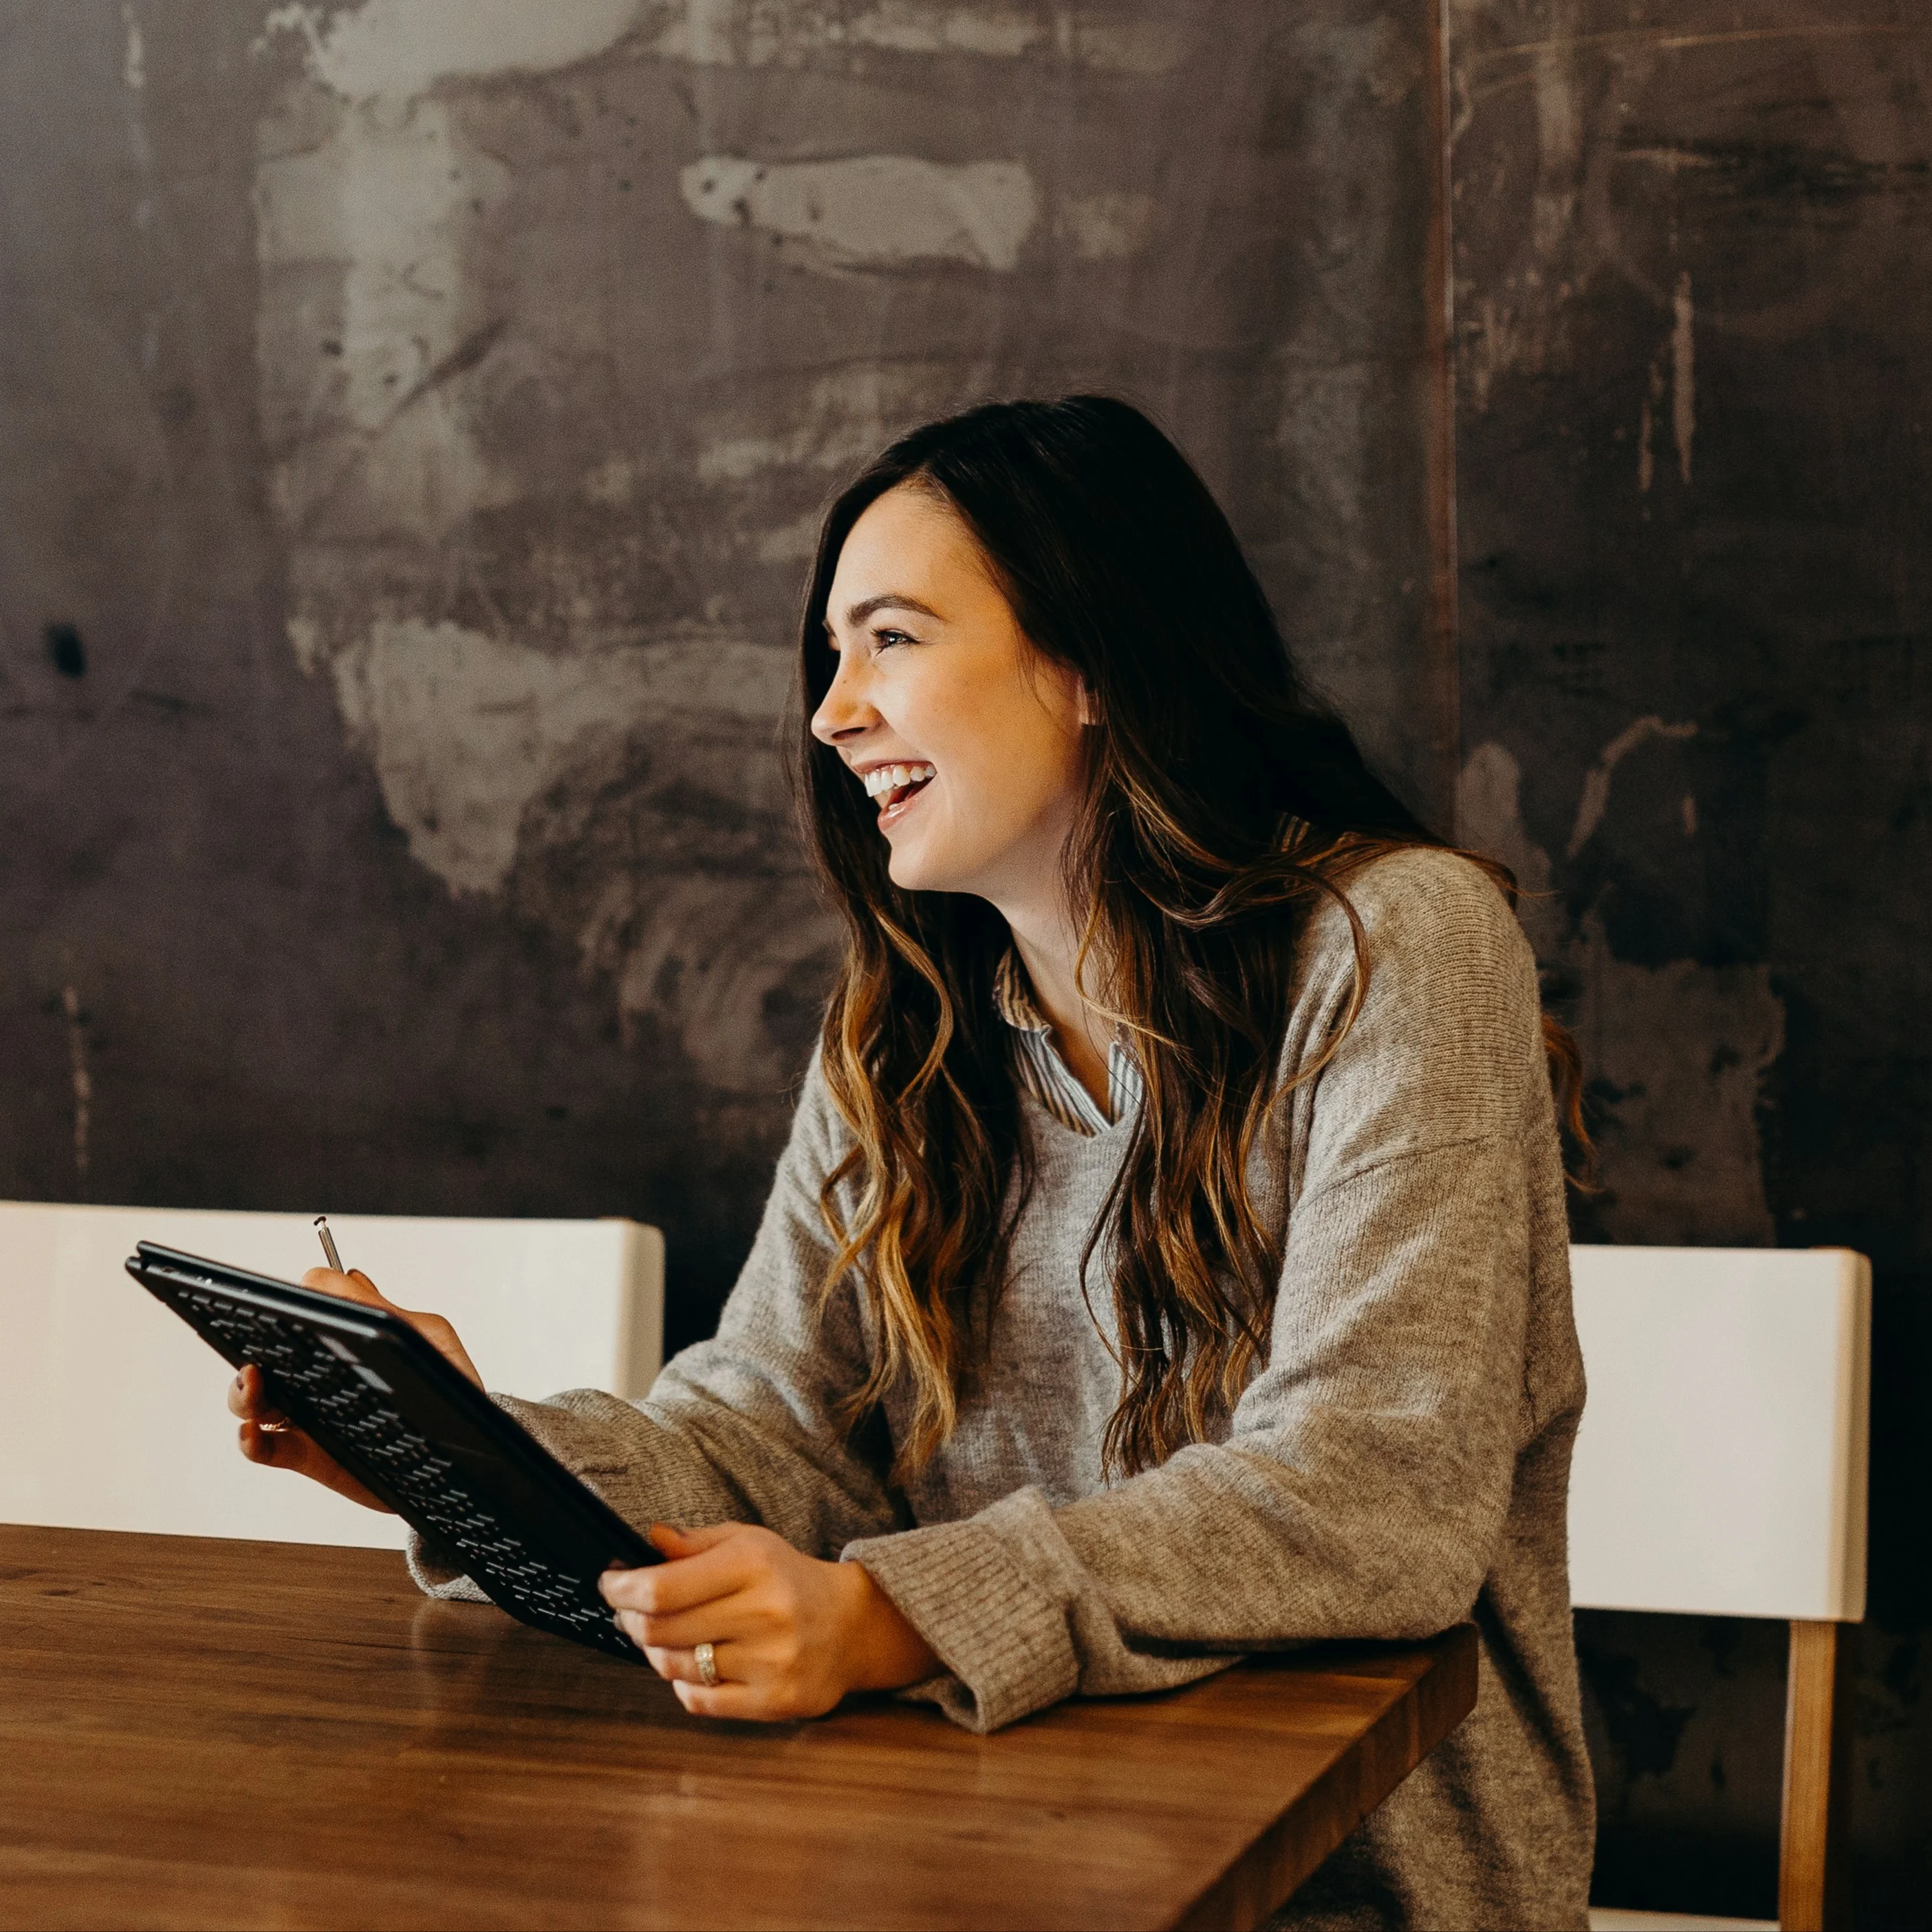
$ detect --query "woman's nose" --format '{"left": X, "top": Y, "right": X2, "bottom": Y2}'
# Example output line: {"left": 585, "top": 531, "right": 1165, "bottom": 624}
{"left": 810, "top": 651, "right": 876, "bottom": 745}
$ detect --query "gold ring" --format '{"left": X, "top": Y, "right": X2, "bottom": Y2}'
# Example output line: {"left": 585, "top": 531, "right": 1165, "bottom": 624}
{"left": 695, "top": 1640, "right": 718, "bottom": 1688}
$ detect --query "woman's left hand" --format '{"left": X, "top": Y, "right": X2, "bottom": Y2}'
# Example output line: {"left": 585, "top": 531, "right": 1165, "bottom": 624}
{"left": 600, "top": 1522, "right": 940, "bottom": 1720}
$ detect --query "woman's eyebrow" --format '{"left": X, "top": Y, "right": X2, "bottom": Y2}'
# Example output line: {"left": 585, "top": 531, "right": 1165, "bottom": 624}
{"left": 843, "top": 592, "right": 944, "bottom": 627}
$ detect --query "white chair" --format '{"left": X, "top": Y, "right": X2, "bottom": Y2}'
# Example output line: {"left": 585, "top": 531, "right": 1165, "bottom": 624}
{"left": 0, "top": 1202, "right": 664, "bottom": 1551}
{"left": 1569, "top": 1245, "right": 1871, "bottom": 1932}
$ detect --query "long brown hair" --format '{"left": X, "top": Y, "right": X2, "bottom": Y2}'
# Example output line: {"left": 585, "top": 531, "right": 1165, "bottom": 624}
{"left": 797, "top": 397, "right": 1581, "bottom": 1479}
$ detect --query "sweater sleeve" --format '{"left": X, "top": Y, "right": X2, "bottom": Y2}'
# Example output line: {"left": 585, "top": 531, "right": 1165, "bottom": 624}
{"left": 843, "top": 853, "right": 1553, "bottom": 1731}
{"left": 406, "top": 1053, "right": 908, "bottom": 1600}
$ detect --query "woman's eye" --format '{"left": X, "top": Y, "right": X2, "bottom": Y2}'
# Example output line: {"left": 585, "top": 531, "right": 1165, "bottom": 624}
{"left": 873, "top": 629, "right": 914, "bottom": 651}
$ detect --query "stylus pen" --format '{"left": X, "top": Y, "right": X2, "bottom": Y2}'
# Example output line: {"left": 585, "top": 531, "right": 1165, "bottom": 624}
{"left": 314, "top": 1215, "right": 345, "bottom": 1273}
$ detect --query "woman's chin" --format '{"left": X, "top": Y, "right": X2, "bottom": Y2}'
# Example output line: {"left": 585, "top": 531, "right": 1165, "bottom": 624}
{"left": 884, "top": 833, "right": 958, "bottom": 895}
{"left": 884, "top": 846, "right": 937, "bottom": 891}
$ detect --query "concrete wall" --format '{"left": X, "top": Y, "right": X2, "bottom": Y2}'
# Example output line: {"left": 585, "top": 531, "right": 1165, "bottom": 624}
{"left": 0, "top": 0, "right": 1447, "bottom": 1352}
{"left": 1450, "top": 1, "right": 1932, "bottom": 1915}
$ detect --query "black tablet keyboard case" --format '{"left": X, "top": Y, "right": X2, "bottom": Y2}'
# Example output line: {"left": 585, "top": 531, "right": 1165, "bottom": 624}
{"left": 128, "top": 1241, "right": 655, "bottom": 1660}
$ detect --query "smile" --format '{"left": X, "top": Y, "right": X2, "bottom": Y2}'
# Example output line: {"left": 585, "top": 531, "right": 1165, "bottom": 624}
{"left": 862, "top": 763, "right": 937, "bottom": 812}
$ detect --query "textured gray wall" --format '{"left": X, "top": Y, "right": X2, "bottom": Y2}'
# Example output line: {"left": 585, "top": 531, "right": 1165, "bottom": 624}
{"left": 0, "top": 0, "right": 1447, "bottom": 1353}
{"left": 1450, "top": 0, "right": 1932, "bottom": 1915}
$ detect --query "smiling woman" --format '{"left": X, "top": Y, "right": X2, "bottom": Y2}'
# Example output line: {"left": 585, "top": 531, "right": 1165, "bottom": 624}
{"left": 230, "top": 397, "right": 1596, "bottom": 1932}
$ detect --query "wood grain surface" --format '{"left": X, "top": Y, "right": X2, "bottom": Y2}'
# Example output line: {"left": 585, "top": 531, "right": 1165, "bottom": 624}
{"left": 0, "top": 1525, "right": 1475, "bottom": 1931}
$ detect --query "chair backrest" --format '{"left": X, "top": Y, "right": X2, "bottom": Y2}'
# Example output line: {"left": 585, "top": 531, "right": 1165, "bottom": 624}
{"left": 0, "top": 1202, "right": 664, "bottom": 1551}
{"left": 1567, "top": 1244, "right": 1869, "bottom": 1622}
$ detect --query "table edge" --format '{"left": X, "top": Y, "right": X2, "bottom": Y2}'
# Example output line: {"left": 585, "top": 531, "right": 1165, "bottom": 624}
{"left": 1169, "top": 1622, "right": 1481, "bottom": 1932}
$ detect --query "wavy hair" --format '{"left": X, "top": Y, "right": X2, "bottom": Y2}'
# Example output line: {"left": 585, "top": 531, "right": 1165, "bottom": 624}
{"left": 796, "top": 396, "right": 1583, "bottom": 1479}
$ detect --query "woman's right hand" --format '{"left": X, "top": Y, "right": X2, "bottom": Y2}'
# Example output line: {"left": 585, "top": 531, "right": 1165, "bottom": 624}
{"left": 226, "top": 1266, "right": 484, "bottom": 1513}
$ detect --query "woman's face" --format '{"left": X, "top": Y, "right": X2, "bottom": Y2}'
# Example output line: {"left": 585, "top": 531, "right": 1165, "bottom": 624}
{"left": 811, "top": 483, "right": 1089, "bottom": 911}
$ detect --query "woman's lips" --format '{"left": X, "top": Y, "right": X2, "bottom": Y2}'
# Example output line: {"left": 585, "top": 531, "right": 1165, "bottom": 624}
{"left": 860, "top": 759, "right": 936, "bottom": 827}
{"left": 876, "top": 772, "right": 933, "bottom": 829}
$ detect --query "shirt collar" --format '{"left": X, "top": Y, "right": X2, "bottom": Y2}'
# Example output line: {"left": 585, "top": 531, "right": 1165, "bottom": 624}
{"left": 992, "top": 946, "right": 1054, "bottom": 1036}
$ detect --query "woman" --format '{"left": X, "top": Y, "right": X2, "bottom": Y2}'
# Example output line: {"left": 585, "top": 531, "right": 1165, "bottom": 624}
{"left": 232, "top": 397, "right": 1594, "bottom": 1929}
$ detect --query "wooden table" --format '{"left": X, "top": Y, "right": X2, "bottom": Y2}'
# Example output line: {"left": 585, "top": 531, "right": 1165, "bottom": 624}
{"left": 0, "top": 1525, "right": 1475, "bottom": 1931}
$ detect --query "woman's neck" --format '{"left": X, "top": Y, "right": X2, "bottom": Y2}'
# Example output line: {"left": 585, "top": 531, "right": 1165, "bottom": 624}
{"left": 1002, "top": 901, "right": 1115, "bottom": 1114}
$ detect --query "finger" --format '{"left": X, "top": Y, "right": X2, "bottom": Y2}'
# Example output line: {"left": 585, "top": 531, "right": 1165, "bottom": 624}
{"left": 230, "top": 1371, "right": 290, "bottom": 1431}
{"left": 239, "top": 1420, "right": 392, "bottom": 1512}
{"left": 625, "top": 1600, "right": 765, "bottom": 1652}
{"left": 240, "top": 1418, "right": 327, "bottom": 1473}
{"left": 671, "top": 1678, "right": 770, "bottom": 1720}
{"left": 301, "top": 1266, "right": 389, "bottom": 1307}
{"left": 638, "top": 1640, "right": 743, "bottom": 1686}
{"left": 259, "top": 1425, "right": 390, "bottom": 1510}
{"left": 651, "top": 1521, "right": 740, "bottom": 1557}
{"left": 239, "top": 1415, "right": 294, "bottom": 1464}
{"left": 228, "top": 1365, "right": 283, "bottom": 1423}
{"left": 600, "top": 1535, "right": 763, "bottom": 1616}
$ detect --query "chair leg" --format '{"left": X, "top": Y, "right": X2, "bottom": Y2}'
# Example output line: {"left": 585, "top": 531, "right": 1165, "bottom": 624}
{"left": 1781, "top": 1618, "right": 1854, "bottom": 1931}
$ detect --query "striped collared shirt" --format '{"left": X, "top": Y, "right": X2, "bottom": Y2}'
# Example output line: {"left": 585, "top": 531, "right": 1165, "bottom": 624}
{"left": 992, "top": 948, "right": 1143, "bottom": 1136}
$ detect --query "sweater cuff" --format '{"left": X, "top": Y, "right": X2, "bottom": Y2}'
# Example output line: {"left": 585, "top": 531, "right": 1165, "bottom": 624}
{"left": 404, "top": 1531, "right": 490, "bottom": 1602}
{"left": 843, "top": 1504, "right": 1080, "bottom": 1734}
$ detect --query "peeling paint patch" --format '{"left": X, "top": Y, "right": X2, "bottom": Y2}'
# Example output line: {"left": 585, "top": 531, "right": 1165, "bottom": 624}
{"left": 121, "top": 4, "right": 144, "bottom": 90}
{"left": 637, "top": 3, "right": 1186, "bottom": 74}
{"left": 1464, "top": 286, "right": 1574, "bottom": 414}
{"left": 843, "top": 3, "right": 1043, "bottom": 58}
{"left": 257, "top": 96, "right": 514, "bottom": 545}
{"left": 330, "top": 619, "right": 790, "bottom": 896}
{"left": 1055, "top": 190, "right": 1158, "bottom": 261}
{"left": 257, "top": 0, "right": 642, "bottom": 103}
{"left": 251, "top": 0, "right": 644, "bottom": 570}
{"left": 680, "top": 153, "right": 1039, "bottom": 273}
{"left": 1457, "top": 739, "right": 1562, "bottom": 955}
{"left": 1638, "top": 356, "right": 1664, "bottom": 493}
{"left": 1671, "top": 269, "right": 1696, "bottom": 485}
{"left": 287, "top": 614, "right": 323, "bottom": 675}
{"left": 1354, "top": 15, "right": 1423, "bottom": 105}
{"left": 1530, "top": 14, "right": 1584, "bottom": 258}
{"left": 696, "top": 362, "right": 961, "bottom": 481}
{"left": 61, "top": 986, "right": 91, "bottom": 1189}
{"left": 1568, "top": 715, "right": 1698, "bottom": 858}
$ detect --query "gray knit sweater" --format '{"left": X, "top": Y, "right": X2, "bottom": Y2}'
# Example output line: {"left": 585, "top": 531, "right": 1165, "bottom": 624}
{"left": 410, "top": 849, "right": 1595, "bottom": 1931}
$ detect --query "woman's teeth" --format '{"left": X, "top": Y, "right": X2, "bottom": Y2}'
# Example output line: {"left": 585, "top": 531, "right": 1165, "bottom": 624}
{"left": 862, "top": 762, "right": 937, "bottom": 807}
